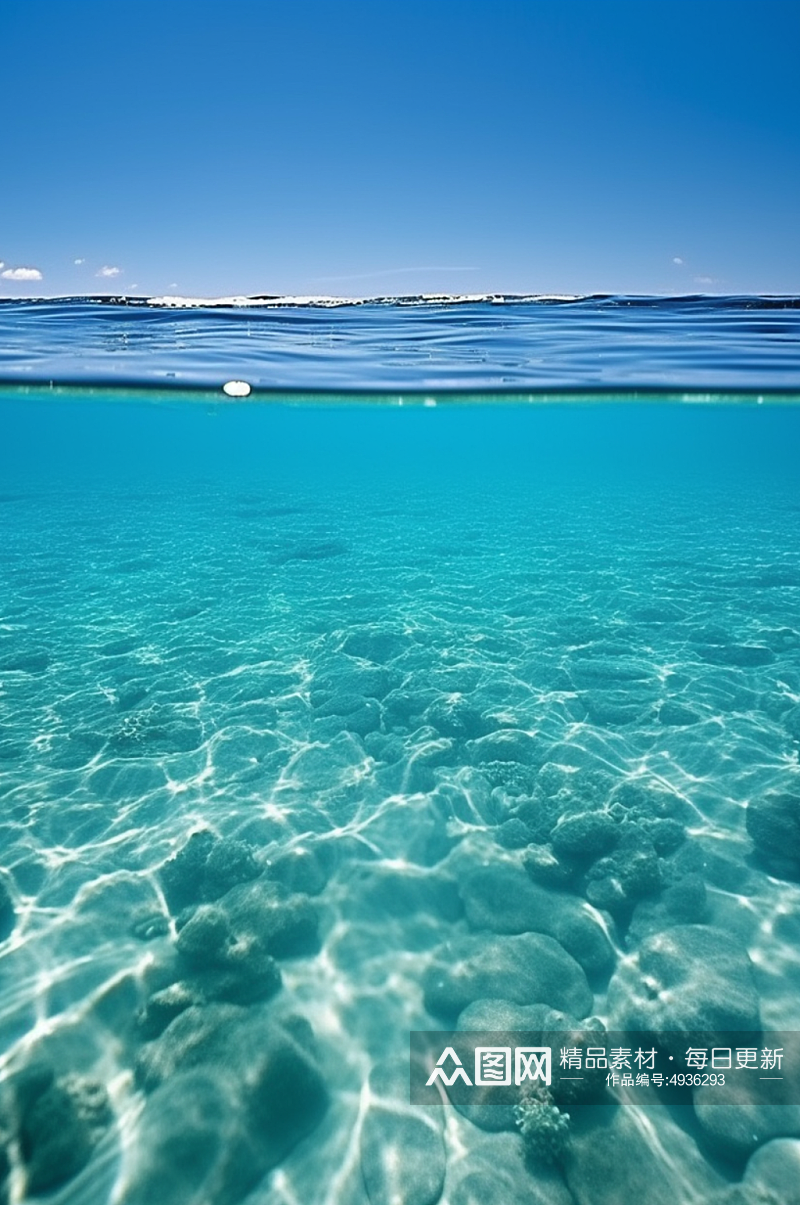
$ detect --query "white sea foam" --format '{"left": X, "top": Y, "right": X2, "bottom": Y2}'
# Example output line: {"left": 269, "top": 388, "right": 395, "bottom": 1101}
{"left": 143, "top": 291, "right": 584, "bottom": 309}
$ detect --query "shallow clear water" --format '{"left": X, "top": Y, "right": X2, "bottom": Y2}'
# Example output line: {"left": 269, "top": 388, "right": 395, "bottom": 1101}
{"left": 1, "top": 299, "right": 800, "bottom": 1204}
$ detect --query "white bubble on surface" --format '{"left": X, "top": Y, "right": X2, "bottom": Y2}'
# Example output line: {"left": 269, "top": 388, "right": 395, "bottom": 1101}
{"left": 222, "top": 380, "right": 252, "bottom": 397}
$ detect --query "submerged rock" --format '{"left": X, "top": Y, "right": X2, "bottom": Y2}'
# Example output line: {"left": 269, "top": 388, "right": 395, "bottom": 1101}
{"left": 468, "top": 729, "right": 543, "bottom": 767}
{"left": 426, "top": 695, "right": 495, "bottom": 741}
{"left": 108, "top": 706, "right": 204, "bottom": 757}
{"left": 157, "top": 873, "right": 319, "bottom": 1006}
{"left": 785, "top": 705, "right": 800, "bottom": 741}
{"left": 563, "top": 1102, "right": 726, "bottom": 1205}
{"left": 746, "top": 792, "right": 800, "bottom": 881}
{"left": 584, "top": 826, "right": 663, "bottom": 917}
{"left": 342, "top": 629, "right": 410, "bottom": 664}
{"left": 0, "top": 878, "right": 15, "bottom": 942}
{"left": 14, "top": 1066, "right": 112, "bottom": 1196}
{"left": 137, "top": 981, "right": 204, "bottom": 1039}
{"left": 0, "top": 649, "right": 50, "bottom": 674}
{"left": 422, "top": 931, "right": 593, "bottom": 1022}
{"left": 453, "top": 1000, "right": 556, "bottom": 1132}
{"left": 218, "top": 877, "right": 321, "bottom": 958}
{"left": 360, "top": 1104, "right": 445, "bottom": 1205}
{"left": 176, "top": 904, "right": 231, "bottom": 963}
{"left": 133, "top": 1003, "right": 328, "bottom": 1198}
{"left": 738, "top": 1139, "right": 800, "bottom": 1204}
{"left": 452, "top": 1000, "right": 601, "bottom": 1131}
{"left": 627, "top": 871, "right": 708, "bottom": 942}
{"left": 451, "top": 1167, "right": 571, "bottom": 1205}
{"left": 694, "top": 1047, "right": 800, "bottom": 1161}
{"left": 172, "top": 903, "right": 281, "bottom": 1005}
{"left": 266, "top": 842, "right": 332, "bottom": 895}
{"left": 550, "top": 812, "right": 619, "bottom": 860}
{"left": 313, "top": 692, "right": 381, "bottom": 737}
{"left": 698, "top": 644, "right": 774, "bottom": 667}
{"left": 121, "top": 1070, "right": 264, "bottom": 1205}
{"left": 658, "top": 700, "right": 701, "bottom": 726}
{"left": 448, "top": 1130, "right": 574, "bottom": 1205}
{"left": 457, "top": 860, "right": 614, "bottom": 977}
{"left": 580, "top": 690, "right": 652, "bottom": 727}
{"left": 641, "top": 816, "right": 686, "bottom": 855}
{"left": 311, "top": 659, "right": 392, "bottom": 701}
{"left": 159, "top": 830, "right": 261, "bottom": 912}
{"left": 495, "top": 817, "right": 536, "bottom": 849}
{"left": 0, "top": 1141, "right": 8, "bottom": 1205}
{"left": 457, "top": 998, "right": 572, "bottom": 1032}
{"left": 339, "top": 863, "right": 462, "bottom": 924}
{"left": 523, "top": 843, "right": 577, "bottom": 889}
{"left": 608, "top": 924, "right": 760, "bottom": 1041}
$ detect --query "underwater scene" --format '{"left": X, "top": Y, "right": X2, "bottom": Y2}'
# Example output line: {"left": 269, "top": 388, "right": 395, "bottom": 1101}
{"left": 1, "top": 297, "right": 799, "bottom": 1205}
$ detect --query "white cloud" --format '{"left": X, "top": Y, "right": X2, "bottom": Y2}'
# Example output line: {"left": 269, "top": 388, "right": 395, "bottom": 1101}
{"left": 96, "top": 265, "right": 121, "bottom": 278}
{"left": 672, "top": 257, "right": 684, "bottom": 265}
{"left": 694, "top": 276, "right": 714, "bottom": 286}
{"left": 74, "top": 258, "right": 85, "bottom": 265}
{"left": 1, "top": 266, "right": 43, "bottom": 281}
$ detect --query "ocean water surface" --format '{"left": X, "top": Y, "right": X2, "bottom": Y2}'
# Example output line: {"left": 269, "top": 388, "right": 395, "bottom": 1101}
{"left": 1, "top": 297, "right": 799, "bottom": 1205}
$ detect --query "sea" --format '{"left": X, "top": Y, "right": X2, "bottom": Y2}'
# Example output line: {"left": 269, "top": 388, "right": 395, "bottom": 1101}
{"left": 0, "top": 294, "right": 799, "bottom": 1205}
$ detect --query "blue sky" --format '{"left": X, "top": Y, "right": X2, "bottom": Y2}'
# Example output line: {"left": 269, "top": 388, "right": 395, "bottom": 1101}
{"left": 1, "top": 0, "right": 798, "bottom": 298}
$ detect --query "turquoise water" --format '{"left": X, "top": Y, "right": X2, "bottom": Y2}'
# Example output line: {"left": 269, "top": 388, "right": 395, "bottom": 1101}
{"left": 1, "top": 298, "right": 800, "bottom": 1204}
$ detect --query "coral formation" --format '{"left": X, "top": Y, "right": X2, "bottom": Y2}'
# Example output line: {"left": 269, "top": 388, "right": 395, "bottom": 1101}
{"left": 514, "top": 1081, "right": 571, "bottom": 1165}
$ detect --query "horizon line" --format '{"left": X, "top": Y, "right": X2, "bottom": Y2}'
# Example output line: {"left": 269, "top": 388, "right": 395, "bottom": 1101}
{"left": 3, "top": 290, "right": 799, "bottom": 306}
